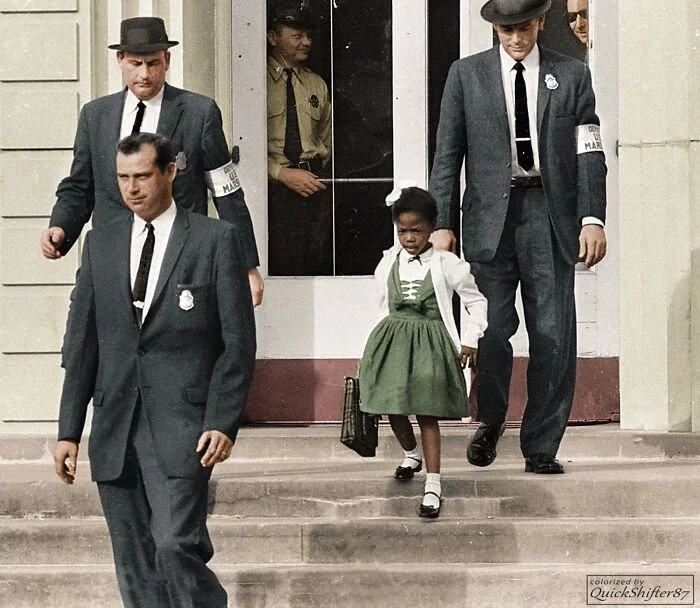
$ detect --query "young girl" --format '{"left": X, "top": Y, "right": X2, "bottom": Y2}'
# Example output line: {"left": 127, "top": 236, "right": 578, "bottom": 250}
{"left": 359, "top": 187, "right": 488, "bottom": 518}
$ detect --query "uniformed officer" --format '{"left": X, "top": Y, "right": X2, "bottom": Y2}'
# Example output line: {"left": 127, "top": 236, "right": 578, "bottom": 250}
{"left": 267, "top": 2, "right": 333, "bottom": 276}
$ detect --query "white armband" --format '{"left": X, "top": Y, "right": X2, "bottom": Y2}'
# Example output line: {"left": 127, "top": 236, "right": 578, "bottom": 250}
{"left": 204, "top": 161, "right": 241, "bottom": 197}
{"left": 576, "top": 124, "right": 603, "bottom": 154}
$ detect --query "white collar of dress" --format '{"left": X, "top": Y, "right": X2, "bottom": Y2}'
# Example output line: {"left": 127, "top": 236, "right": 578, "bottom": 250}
{"left": 401, "top": 246, "right": 434, "bottom": 265}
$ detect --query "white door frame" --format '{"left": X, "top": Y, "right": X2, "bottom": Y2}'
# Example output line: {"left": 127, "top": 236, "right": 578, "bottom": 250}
{"left": 231, "top": 0, "right": 430, "bottom": 361}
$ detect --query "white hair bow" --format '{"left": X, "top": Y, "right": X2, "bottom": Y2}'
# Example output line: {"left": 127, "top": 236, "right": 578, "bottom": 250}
{"left": 385, "top": 179, "right": 419, "bottom": 206}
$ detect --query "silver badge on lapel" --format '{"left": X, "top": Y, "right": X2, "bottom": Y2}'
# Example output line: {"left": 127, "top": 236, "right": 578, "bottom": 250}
{"left": 179, "top": 289, "right": 194, "bottom": 311}
{"left": 545, "top": 74, "right": 559, "bottom": 90}
{"left": 175, "top": 151, "right": 188, "bottom": 171}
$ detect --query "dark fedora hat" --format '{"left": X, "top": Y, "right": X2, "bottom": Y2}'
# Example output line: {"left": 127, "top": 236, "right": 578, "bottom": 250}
{"left": 267, "top": 1, "right": 318, "bottom": 31}
{"left": 481, "top": 0, "right": 552, "bottom": 25}
{"left": 108, "top": 17, "right": 179, "bottom": 53}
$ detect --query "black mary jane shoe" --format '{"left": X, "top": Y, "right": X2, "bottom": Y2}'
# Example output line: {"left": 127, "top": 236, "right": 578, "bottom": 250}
{"left": 394, "top": 457, "right": 422, "bottom": 480}
{"left": 524, "top": 453, "right": 565, "bottom": 474}
{"left": 466, "top": 422, "right": 506, "bottom": 467}
{"left": 418, "top": 491, "right": 442, "bottom": 519}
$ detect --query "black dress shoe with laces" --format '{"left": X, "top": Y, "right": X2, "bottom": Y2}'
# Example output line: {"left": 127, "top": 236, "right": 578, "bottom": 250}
{"left": 524, "top": 453, "right": 565, "bottom": 474}
{"left": 394, "top": 457, "right": 422, "bottom": 480}
{"left": 466, "top": 422, "right": 506, "bottom": 467}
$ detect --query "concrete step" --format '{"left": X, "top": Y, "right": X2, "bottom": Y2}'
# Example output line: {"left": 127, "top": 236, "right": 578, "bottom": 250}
{"left": 2, "top": 459, "right": 700, "bottom": 519}
{"left": 4, "top": 424, "right": 700, "bottom": 464}
{"left": 209, "top": 459, "right": 700, "bottom": 519}
{"left": 4, "top": 426, "right": 699, "bottom": 608}
{"left": 2, "top": 516, "right": 700, "bottom": 566}
{"left": 1, "top": 563, "right": 697, "bottom": 608}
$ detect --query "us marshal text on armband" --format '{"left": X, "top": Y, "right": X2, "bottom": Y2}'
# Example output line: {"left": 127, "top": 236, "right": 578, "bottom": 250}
{"left": 577, "top": 124, "right": 604, "bottom": 154}
{"left": 204, "top": 162, "right": 242, "bottom": 197}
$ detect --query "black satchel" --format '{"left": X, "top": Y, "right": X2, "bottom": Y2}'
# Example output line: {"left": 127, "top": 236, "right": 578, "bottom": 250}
{"left": 340, "top": 376, "right": 379, "bottom": 457}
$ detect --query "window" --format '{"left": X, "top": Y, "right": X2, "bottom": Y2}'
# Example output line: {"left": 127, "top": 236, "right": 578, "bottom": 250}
{"left": 267, "top": 0, "right": 394, "bottom": 277}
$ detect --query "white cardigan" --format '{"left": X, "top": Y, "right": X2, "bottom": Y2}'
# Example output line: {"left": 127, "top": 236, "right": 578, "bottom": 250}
{"left": 373, "top": 244, "right": 488, "bottom": 351}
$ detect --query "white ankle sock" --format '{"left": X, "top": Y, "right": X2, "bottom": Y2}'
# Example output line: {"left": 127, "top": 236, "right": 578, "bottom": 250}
{"left": 400, "top": 447, "right": 421, "bottom": 469}
{"left": 423, "top": 473, "right": 441, "bottom": 508}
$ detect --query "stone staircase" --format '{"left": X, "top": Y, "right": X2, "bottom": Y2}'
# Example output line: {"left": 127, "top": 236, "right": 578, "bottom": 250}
{"left": 1, "top": 424, "right": 699, "bottom": 607}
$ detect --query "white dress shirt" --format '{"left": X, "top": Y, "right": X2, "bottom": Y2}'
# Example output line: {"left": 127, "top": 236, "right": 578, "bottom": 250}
{"left": 120, "top": 87, "right": 164, "bottom": 138}
{"left": 130, "top": 202, "right": 176, "bottom": 320}
{"left": 500, "top": 44, "right": 541, "bottom": 177}
{"left": 499, "top": 45, "right": 603, "bottom": 228}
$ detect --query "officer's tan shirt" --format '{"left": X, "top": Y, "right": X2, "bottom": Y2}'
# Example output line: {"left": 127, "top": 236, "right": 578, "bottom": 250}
{"left": 267, "top": 56, "right": 332, "bottom": 180}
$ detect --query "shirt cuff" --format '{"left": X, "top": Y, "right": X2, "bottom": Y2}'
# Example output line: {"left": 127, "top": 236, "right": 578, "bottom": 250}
{"left": 461, "top": 329, "right": 481, "bottom": 350}
{"left": 582, "top": 216, "right": 604, "bottom": 228}
{"left": 269, "top": 163, "right": 283, "bottom": 181}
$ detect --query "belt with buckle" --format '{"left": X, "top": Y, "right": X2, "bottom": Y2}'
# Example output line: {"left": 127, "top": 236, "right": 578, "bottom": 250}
{"left": 510, "top": 176, "right": 543, "bottom": 189}
{"left": 293, "top": 159, "right": 324, "bottom": 173}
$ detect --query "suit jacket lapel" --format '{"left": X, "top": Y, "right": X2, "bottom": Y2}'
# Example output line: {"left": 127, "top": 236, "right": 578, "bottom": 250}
{"left": 113, "top": 217, "right": 134, "bottom": 313}
{"left": 537, "top": 46, "right": 555, "bottom": 134}
{"left": 483, "top": 46, "right": 508, "bottom": 134}
{"left": 157, "top": 83, "right": 185, "bottom": 138}
{"left": 147, "top": 206, "right": 190, "bottom": 320}
{"left": 105, "top": 90, "right": 127, "bottom": 189}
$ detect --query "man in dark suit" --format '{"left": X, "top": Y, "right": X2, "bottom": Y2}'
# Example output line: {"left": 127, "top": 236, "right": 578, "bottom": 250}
{"left": 40, "top": 16, "right": 264, "bottom": 306}
{"left": 53, "top": 133, "right": 256, "bottom": 607}
{"left": 429, "top": 0, "right": 607, "bottom": 474}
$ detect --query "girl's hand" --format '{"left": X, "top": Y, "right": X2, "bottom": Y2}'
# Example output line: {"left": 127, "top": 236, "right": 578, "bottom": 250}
{"left": 459, "top": 346, "right": 478, "bottom": 369}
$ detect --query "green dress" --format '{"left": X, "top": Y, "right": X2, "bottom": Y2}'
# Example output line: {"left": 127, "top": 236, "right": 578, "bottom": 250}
{"left": 359, "top": 258, "right": 469, "bottom": 418}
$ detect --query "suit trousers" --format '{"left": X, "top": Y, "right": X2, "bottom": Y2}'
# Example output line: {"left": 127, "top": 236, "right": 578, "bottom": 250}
{"left": 469, "top": 187, "right": 577, "bottom": 457}
{"left": 268, "top": 178, "right": 333, "bottom": 276}
{"left": 97, "top": 404, "right": 226, "bottom": 608}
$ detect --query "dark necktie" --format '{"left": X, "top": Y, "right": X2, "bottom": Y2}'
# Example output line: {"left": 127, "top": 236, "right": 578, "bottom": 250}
{"left": 408, "top": 255, "right": 422, "bottom": 264}
{"left": 131, "top": 101, "right": 146, "bottom": 135}
{"left": 283, "top": 68, "right": 302, "bottom": 164}
{"left": 132, "top": 223, "right": 155, "bottom": 325}
{"left": 513, "top": 62, "right": 534, "bottom": 171}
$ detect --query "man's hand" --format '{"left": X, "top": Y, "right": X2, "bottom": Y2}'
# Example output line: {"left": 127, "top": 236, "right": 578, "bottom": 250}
{"left": 196, "top": 430, "right": 234, "bottom": 468}
{"left": 54, "top": 440, "right": 79, "bottom": 484}
{"left": 430, "top": 228, "right": 457, "bottom": 254}
{"left": 40, "top": 227, "right": 66, "bottom": 260}
{"left": 578, "top": 225, "right": 607, "bottom": 268}
{"left": 247, "top": 268, "right": 264, "bottom": 308}
{"left": 459, "top": 345, "right": 478, "bottom": 369}
{"left": 277, "top": 167, "right": 327, "bottom": 198}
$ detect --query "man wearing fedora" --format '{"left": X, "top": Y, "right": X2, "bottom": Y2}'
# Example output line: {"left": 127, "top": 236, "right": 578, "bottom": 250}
{"left": 40, "top": 16, "right": 264, "bottom": 306}
{"left": 430, "top": 0, "right": 607, "bottom": 473}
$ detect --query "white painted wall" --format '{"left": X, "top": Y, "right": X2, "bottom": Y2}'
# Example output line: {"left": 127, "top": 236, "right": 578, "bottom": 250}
{"left": 0, "top": 0, "right": 93, "bottom": 434}
{"left": 618, "top": 0, "right": 700, "bottom": 431}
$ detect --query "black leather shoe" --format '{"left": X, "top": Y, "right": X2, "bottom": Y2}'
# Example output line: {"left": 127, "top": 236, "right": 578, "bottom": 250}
{"left": 418, "top": 491, "right": 441, "bottom": 519}
{"left": 466, "top": 422, "right": 506, "bottom": 467}
{"left": 524, "top": 453, "right": 565, "bottom": 474}
{"left": 394, "top": 458, "right": 422, "bottom": 480}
